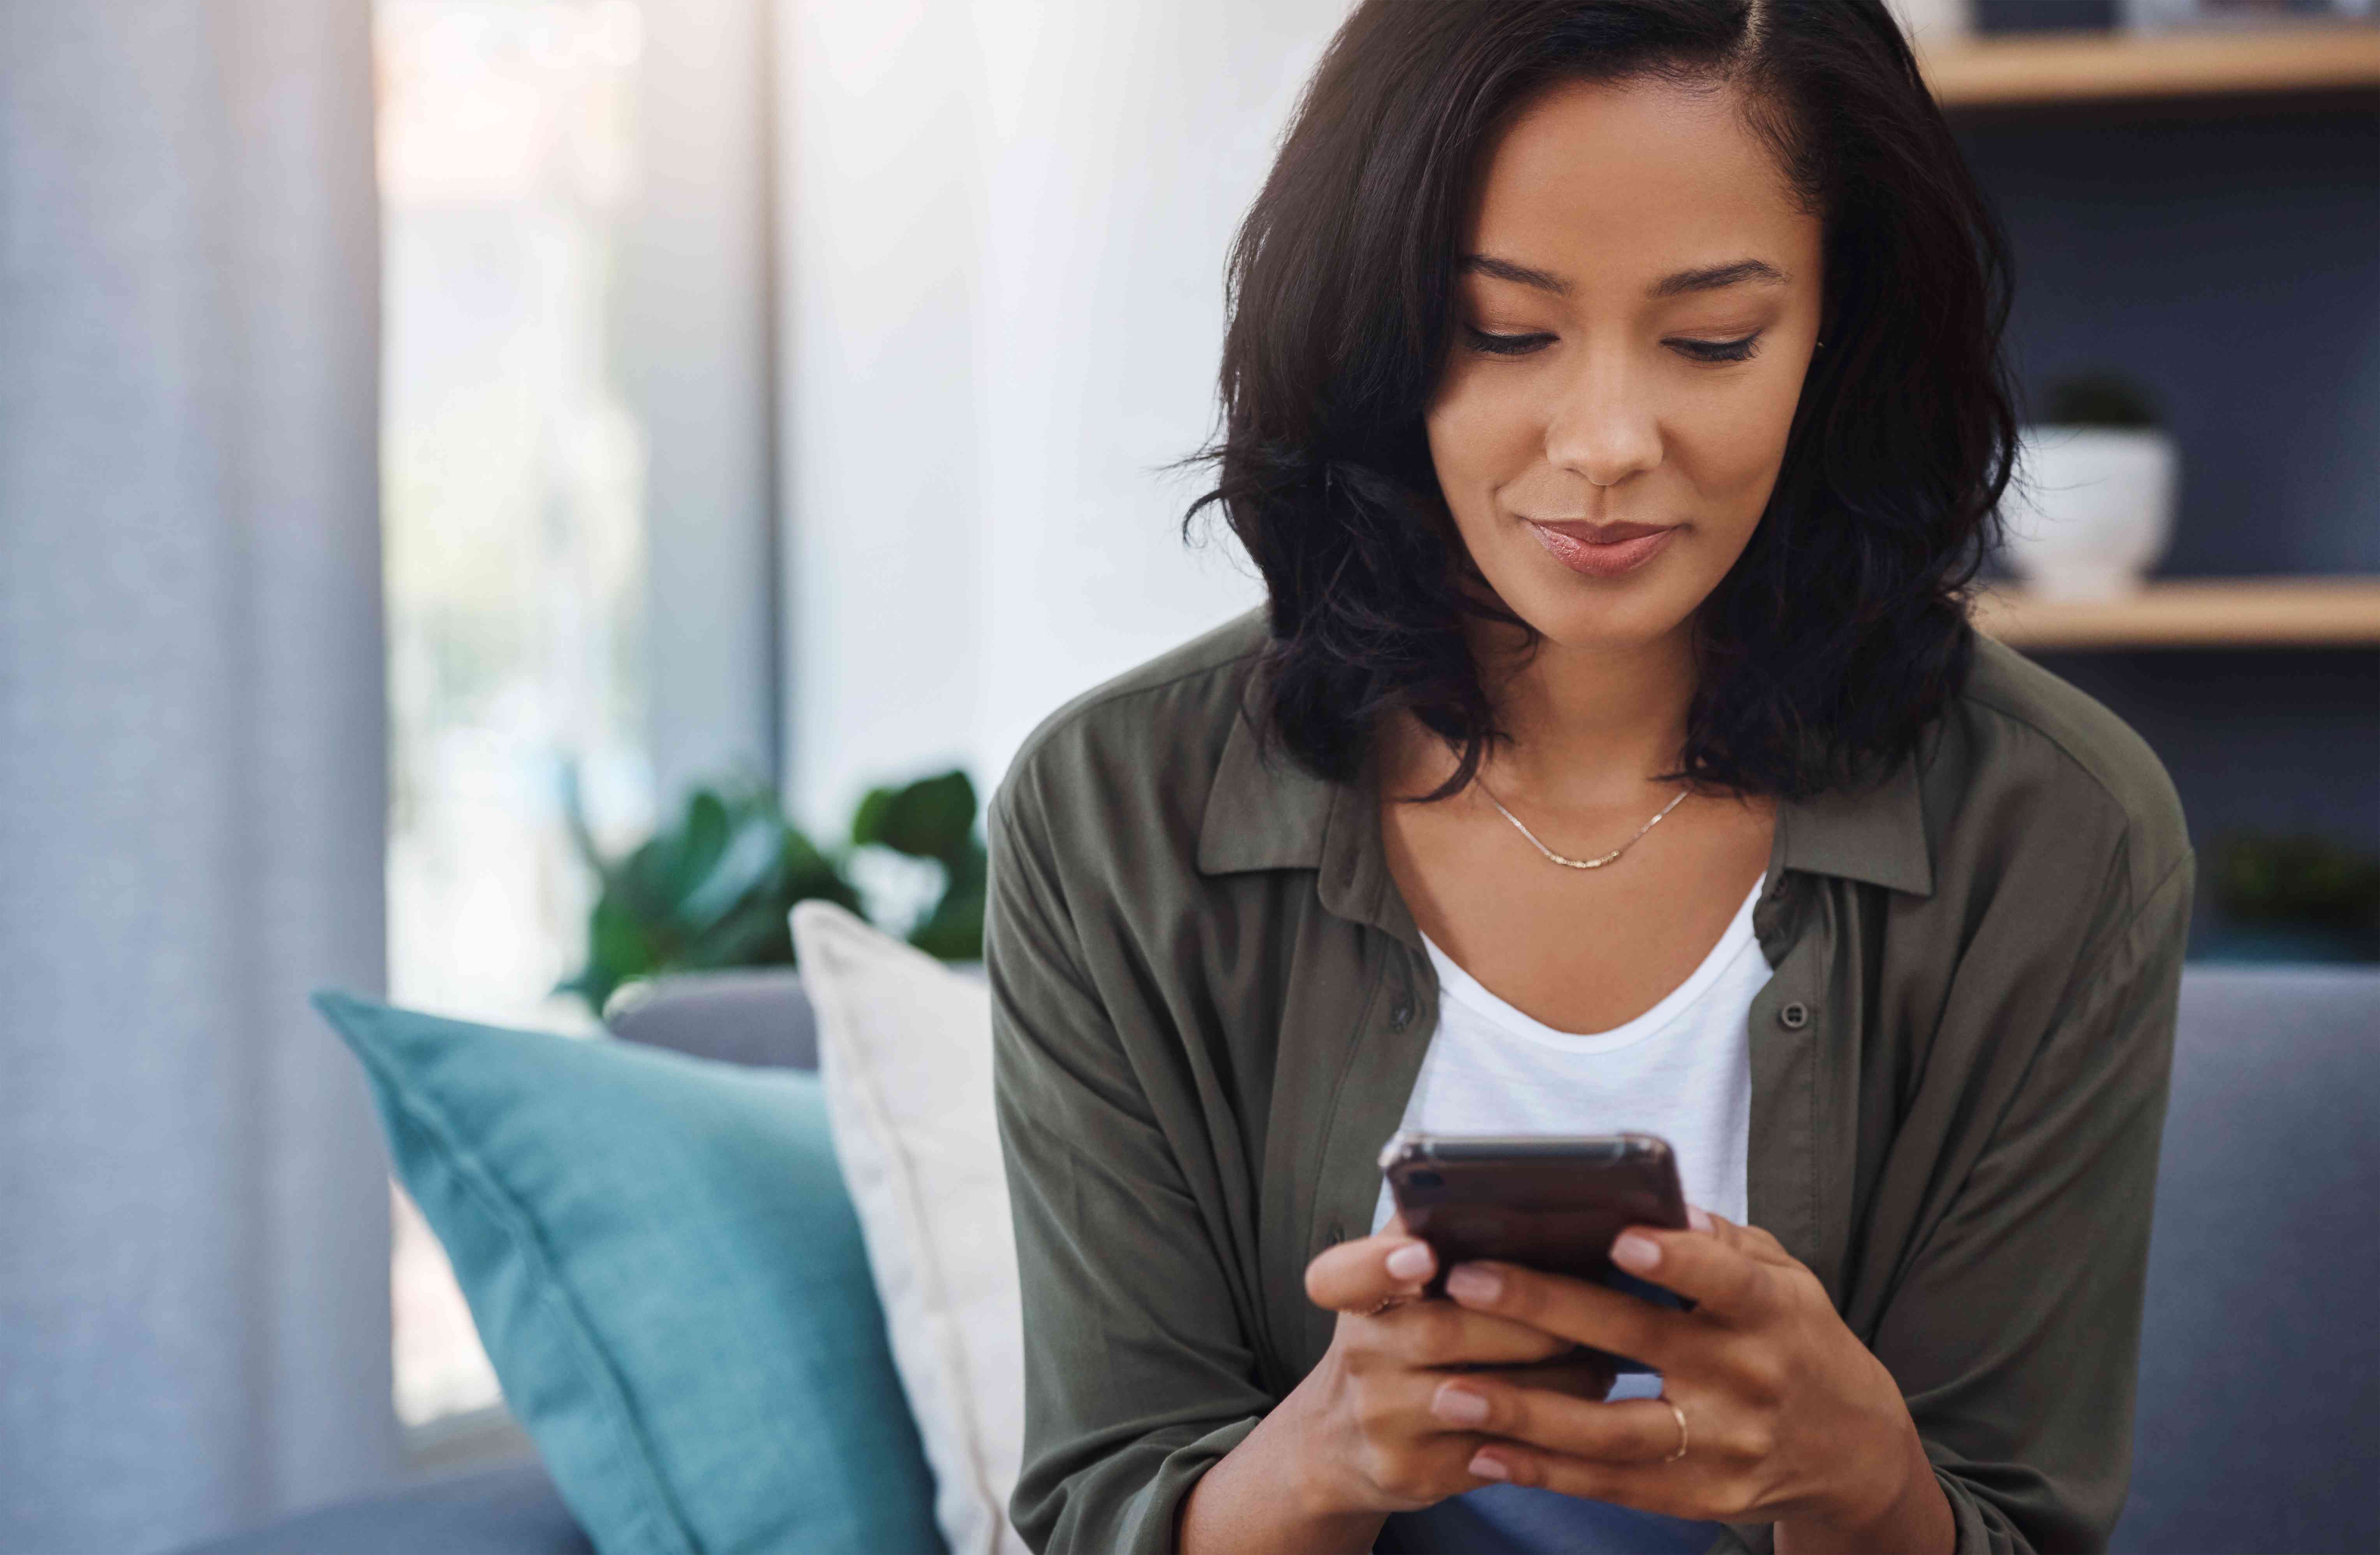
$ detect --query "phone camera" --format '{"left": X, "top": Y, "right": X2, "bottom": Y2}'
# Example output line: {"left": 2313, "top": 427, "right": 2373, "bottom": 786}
{"left": 1407, "top": 1169, "right": 1444, "bottom": 1190}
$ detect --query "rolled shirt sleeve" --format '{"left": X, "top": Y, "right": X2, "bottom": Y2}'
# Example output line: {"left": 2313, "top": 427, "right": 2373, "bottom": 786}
{"left": 1873, "top": 854, "right": 2193, "bottom": 1554}
{"left": 986, "top": 791, "right": 1271, "bottom": 1555}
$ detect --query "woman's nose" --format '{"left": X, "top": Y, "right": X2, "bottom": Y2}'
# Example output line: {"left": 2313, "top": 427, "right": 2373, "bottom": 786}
{"left": 1543, "top": 349, "right": 1661, "bottom": 489}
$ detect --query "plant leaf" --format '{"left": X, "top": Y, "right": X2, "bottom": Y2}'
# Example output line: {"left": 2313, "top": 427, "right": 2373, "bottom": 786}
{"left": 677, "top": 810, "right": 790, "bottom": 930}
{"left": 667, "top": 789, "right": 734, "bottom": 902}
{"left": 853, "top": 769, "right": 977, "bottom": 863}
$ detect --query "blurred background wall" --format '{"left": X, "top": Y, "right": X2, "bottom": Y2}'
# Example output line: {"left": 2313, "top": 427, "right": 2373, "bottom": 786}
{"left": 1960, "top": 105, "right": 2380, "bottom": 937}
{"left": 777, "top": 0, "right": 1345, "bottom": 838}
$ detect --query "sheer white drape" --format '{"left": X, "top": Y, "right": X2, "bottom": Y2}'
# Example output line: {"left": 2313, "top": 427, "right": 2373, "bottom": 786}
{"left": 0, "top": 4, "right": 400, "bottom": 1551}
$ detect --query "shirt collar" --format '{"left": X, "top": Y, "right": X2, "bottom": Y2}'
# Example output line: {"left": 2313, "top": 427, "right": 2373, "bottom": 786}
{"left": 1195, "top": 681, "right": 1935, "bottom": 921}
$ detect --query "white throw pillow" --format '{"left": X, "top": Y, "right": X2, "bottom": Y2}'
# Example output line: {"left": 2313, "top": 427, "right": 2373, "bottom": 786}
{"left": 789, "top": 900, "right": 1028, "bottom": 1555}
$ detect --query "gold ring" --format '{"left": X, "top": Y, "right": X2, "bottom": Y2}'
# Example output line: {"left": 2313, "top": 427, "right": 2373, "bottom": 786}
{"left": 1662, "top": 1399, "right": 1689, "bottom": 1463}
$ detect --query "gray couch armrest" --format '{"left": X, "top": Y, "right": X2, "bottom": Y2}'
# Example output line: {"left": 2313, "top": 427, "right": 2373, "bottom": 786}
{"left": 605, "top": 967, "right": 818, "bottom": 1070}
{"left": 2112, "top": 966, "right": 2380, "bottom": 1554}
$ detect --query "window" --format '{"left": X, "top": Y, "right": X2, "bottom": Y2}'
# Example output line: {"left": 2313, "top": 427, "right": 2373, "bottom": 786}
{"left": 376, "top": 0, "right": 651, "bottom": 1429}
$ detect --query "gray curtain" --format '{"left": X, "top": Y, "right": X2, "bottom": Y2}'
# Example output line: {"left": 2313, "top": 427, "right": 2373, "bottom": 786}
{"left": 0, "top": 4, "right": 401, "bottom": 1553}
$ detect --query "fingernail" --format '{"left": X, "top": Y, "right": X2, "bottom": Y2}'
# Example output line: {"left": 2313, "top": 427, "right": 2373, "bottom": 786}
{"left": 1446, "top": 1264, "right": 1502, "bottom": 1304}
{"left": 1687, "top": 1204, "right": 1714, "bottom": 1233}
{"left": 1385, "top": 1241, "right": 1434, "bottom": 1281}
{"left": 1611, "top": 1232, "right": 1661, "bottom": 1273}
{"left": 1468, "top": 1451, "right": 1510, "bottom": 1481}
{"left": 1432, "top": 1384, "right": 1490, "bottom": 1426}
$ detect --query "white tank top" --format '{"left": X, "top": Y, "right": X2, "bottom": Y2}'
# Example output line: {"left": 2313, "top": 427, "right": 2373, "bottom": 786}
{"left": 1369, "top": 876, "right": 1767, "bottom": 1239}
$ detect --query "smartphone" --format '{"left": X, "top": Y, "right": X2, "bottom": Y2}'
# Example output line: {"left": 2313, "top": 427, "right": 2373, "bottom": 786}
{"left": 1378, "top": 1129, "right": 1693, "bottom": 1364}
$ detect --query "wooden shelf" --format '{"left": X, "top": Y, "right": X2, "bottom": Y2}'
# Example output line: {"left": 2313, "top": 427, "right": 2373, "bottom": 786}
{"left": 1972, "top": 578, "right": 2380, "bottom": 650}
{"left": 1922, "top": 25, "right": 2380, "bottom": 109}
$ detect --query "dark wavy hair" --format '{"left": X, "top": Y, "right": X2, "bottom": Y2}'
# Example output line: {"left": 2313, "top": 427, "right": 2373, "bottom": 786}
{"left": 1184, "top": 0, "right": 2017, "bottom": 801}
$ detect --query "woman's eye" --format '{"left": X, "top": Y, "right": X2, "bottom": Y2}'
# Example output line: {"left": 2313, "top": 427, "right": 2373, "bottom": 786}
{"left": 1668, "top": 333, "right": 1763, "bottom": 364}
{"left": 1463, "top": 325, "right": 1556, "bottom": 358}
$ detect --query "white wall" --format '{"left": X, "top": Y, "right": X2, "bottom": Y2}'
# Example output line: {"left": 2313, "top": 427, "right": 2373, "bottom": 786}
{"left": 777, "top": 0, "right": 1351, "bottom": 834}
{"left": 629, "top": 0, "right": 782, "bottom": 807}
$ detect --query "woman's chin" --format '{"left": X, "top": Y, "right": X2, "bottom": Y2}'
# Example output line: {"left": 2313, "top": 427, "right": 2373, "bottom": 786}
{"left": 1497, "top": 570, "right": 1703, "bottom": 657}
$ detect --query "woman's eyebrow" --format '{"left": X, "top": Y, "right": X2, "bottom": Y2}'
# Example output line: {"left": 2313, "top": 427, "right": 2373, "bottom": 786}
{"left": 1460, "top": 253, "right": 1572, "bottom": 297}
{"left": 1652, "top": 258, "right": 1788, "bottom": 297}
{"left": 1461, "top": 253, "right": 1789, "bottom": 299}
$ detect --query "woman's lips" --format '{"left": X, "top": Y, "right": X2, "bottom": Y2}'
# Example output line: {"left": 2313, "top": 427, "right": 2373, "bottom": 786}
{"left": 1525, "top": 518, "right": 1679, "bottom": 579}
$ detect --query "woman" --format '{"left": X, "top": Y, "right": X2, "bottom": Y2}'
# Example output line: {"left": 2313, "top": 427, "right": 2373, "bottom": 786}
{"left": 985, "top": 2, "right": 2191, "bottom": 1552}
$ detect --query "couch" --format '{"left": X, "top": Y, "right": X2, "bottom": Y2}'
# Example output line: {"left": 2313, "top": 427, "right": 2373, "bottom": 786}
{"left": 181, "top": 965, "right": 2380, "bottom": 1555}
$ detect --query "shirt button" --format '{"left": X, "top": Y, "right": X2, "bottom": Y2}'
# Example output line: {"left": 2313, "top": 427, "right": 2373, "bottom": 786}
{"left": 1326, "top": 1221, "right": 1348, "bottom": 1246}
{"left": 1389, "top": 995, "right": 1415, "bottom": 1031}
{"left": 1779, "top": 1000, "right": 1811, "bottom": 1030}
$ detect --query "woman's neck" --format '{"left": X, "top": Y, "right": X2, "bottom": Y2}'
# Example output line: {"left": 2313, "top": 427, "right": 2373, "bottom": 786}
{"left": 1461, "top": 613, "right": 1698, "bottom": 808}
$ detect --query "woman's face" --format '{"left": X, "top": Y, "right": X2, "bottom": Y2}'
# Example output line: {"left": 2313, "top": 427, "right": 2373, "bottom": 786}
{"left": 1426, "top": 75, "right": 1825, "bottom": 655}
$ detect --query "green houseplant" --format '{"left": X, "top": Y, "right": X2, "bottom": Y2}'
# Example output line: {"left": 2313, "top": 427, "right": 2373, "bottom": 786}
{"left": 559, "top": 768, "right": 987, "bottom": 1014}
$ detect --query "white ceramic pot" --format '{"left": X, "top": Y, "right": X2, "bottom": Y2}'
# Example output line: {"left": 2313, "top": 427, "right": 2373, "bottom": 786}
{"left": 2000, "top": 426, "right": 2178, "bottom": 601}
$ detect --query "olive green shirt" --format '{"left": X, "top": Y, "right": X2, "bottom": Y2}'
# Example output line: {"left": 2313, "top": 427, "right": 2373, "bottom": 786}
{"left": 985, "top": 606, "right": 2192, "bottom": 1555}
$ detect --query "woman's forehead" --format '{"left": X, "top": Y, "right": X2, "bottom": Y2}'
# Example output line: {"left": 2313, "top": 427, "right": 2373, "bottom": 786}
{"left": 1466, "top": 75, "right": 1817, "bottom": 293}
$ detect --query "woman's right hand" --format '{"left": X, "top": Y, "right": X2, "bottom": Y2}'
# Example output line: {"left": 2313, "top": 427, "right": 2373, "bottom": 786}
{"left": 1287, "top": 1228, "right": 1619, "bottom": 1515}
{"left": 1177, "top": 1226, "right": 1616, "bottom": 1553}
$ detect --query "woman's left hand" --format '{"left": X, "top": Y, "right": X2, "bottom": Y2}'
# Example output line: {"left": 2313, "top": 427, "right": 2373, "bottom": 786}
{"left": 1430, "top": 1210, "right": 1955, "bottom": 1555}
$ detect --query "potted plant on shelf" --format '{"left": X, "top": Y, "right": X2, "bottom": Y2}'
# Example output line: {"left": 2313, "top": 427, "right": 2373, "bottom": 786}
{"left": 2000, "top": 371, "right": 2179, "bottom": 601}
{"left": 2204, "top": 831, "right": 2380, "bottom": 965}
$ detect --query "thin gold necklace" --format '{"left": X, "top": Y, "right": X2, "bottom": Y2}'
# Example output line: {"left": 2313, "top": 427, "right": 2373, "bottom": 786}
{"left": 1472, "top": 774, "right": 1688, "bottom": 870}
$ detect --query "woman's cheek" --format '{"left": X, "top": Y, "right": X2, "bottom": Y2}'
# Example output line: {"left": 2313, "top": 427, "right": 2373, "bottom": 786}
{"left": 1430, "top": 376, "right": 1543, "bottom": 497}
{"left": 1426, "top": 389, "right": 1506, "bottom": 514}
{"left": 1672, "top": 390, "right": 1793, "bottom": 521}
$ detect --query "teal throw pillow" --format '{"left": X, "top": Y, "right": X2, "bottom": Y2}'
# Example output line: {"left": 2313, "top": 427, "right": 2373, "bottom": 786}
{"left": 315, "top": 991, "right": 946, "bottom": 1555}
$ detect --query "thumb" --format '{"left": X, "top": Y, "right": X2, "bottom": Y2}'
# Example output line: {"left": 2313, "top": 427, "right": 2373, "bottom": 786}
{"left": 1305, "top": 1229, "right": 1437, "bottom": 1314}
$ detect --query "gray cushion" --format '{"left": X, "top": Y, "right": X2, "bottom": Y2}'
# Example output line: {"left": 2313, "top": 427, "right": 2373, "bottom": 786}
{"left": 2113, "top": 966, "right": 2380, "bottom": 1555}
{"left": 175, "top": 1461, "right": 590, "bottom": 1555}
{"left": 605, "top": 968, "right": 817, "bottom": 1070}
